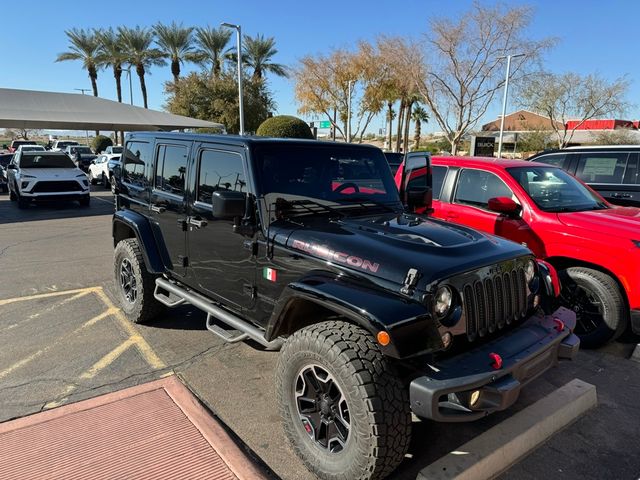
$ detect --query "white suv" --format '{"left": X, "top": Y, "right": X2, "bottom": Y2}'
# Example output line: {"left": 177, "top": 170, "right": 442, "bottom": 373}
{"left": 6, "top": 151, "right": 90, "bottom": 208}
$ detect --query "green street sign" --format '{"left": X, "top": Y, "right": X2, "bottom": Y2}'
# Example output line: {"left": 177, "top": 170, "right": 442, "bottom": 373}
{"left": 319, "top": 121, "right": 331, "bottom": 129}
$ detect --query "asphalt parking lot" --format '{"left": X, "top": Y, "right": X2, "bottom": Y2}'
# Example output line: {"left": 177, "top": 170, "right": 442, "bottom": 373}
{"left": 1, "top": 189, "right": 639, "bottom": 480}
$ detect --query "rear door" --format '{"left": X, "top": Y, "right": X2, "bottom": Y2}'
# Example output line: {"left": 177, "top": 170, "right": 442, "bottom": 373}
{"left": 574, "top": 151, "right": 640, "bottom": 206}
{"left": 147, "top": 139, "right": 192, "bottom": 277}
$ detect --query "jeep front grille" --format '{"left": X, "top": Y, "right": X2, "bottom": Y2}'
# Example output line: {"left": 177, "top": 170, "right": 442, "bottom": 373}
{"left": 463, "top": 267, "right": 528, "bottom": 341}
{"left": 32, "top": 181, "right": 82, "bottom": 193}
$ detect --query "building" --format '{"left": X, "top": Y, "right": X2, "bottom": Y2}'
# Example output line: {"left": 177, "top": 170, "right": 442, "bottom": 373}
{"left": 481, "top": 110, "right": 563, "bottom": 132}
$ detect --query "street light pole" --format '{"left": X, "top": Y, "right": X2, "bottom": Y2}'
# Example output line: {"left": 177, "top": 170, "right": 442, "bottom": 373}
{"left": 346, "top": 80, "right": 353, "bottom": 143}
{"left": 74, "top": 88, "right": 91, "bottom": 146}
{"left": 497, "top": 53, "right": 525, "bottom": 158}
{"left": 221, "top": 22, "right": 244, "bottom": 135}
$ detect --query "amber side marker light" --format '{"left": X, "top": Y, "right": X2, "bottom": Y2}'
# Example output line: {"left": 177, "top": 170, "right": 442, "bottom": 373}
{"left": 377, "top": 331, "right": 391, "bottom": 346}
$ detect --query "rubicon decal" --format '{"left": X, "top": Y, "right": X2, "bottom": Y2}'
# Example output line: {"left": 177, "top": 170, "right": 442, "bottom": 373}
{"left": 292, "top": 240, "right": 380, "bottom": 273}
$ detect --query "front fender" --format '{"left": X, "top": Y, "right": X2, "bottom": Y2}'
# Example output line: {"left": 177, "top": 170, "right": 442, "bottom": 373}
{"left": 112, "top": 210, "right": 168, "bottom": 274}
{"left": 266, "top": 272, "right": 443, "bottom": 359}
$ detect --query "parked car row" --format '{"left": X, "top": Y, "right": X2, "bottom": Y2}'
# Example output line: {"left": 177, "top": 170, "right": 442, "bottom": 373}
{"left": 394, "top": 150, "right": 640, "bottom": 348}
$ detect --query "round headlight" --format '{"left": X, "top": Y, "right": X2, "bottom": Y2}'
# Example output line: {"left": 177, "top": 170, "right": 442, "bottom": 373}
{"left": 525, "top": 259, "right": 536, "bottom": 283}
{"left": 434, "top": 285, "right": 452, "bottom": 318}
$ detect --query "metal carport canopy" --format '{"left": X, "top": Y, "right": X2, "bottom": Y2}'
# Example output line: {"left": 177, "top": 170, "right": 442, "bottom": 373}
{"left": 0, "top": 87, "right": 223, "bottom": 132}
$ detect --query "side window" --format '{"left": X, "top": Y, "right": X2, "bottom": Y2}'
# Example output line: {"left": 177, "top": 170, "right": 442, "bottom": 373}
{"left": 432, "top": 166, "right": 447, "bottom": 200}
{"left": 123, "top": 141, "right": 151, "bottom": 186}
{"left": 197, "top": 149, "right": 246, "bottom": 204}
{"left": 535, "top": 153, "right": 566, "bottom": 168}
{"left": 575, "top": 152, "right": 628, "bottom": 184}
{"left": 155, "top": 144, "right": 188, "bottom": 195}
{"left": 454, "top": 169, "right": 514, "bottom": 209}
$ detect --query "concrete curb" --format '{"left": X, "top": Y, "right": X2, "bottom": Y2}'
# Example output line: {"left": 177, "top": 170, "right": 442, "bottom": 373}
{"left": 416, "top": 378, "right": 597, "bottom": 480}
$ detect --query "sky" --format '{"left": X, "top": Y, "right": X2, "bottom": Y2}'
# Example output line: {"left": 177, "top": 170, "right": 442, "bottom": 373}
{"left": 1, "top": 0, "right": 639, "bottom": 134}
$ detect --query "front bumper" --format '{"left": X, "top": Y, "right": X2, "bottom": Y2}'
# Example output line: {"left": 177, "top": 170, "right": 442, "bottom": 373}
{"left": 20, "top": 192, "right": 88, "bottom": 202}
{"left": 410, "top": 306, "right": 578, "bottom": 422}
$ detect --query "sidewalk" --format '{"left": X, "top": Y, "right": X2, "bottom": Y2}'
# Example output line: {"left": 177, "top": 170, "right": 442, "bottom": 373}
{"left": 0, "top": 375, "right": 267, "bottom": 480}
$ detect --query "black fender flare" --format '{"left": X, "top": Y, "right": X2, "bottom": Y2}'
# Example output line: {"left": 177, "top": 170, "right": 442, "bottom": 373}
{"left": 265, "top": 272, "right": 442, "bottom": 359}
{"left": 112, "top": 210, "right": 168, "bottom": 274}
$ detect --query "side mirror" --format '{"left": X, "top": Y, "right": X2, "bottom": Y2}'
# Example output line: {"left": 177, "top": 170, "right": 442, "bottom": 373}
{"left": 488, "top": 196, "right": 521, "bottom": 216}
{"left": 400, "top": 152, "right": 433, "bottom": 213}
{"left": 211, "top": 190, "right": 246, "bottom": 219}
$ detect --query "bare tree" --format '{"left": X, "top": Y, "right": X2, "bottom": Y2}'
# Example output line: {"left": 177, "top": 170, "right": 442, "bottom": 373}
{"left": 518, "top": 72, "right": 630, "bottom": 148}
{"left": 295, "top": 45, "right": 387, "bottom": 142}
{"left": 412, "top": 2, "right": 553, "bottom": 154}
{"left": 4, "top": 128, "right": 40, "bottom": 140}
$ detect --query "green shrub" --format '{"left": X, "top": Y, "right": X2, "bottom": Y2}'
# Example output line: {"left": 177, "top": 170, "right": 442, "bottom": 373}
{"left": 256, "top": 115, "right": 314, "bottom": 139}
{"left": 92, "top": 135, "right": 113, "bottom": 153}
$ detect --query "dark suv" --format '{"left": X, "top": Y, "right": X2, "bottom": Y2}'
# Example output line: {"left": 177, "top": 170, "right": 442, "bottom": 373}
{"left": 529, "top": 146, "right": 640, "bottom": 207}
{"left": 112, "top": 132, "right": 578, "bottom": 480}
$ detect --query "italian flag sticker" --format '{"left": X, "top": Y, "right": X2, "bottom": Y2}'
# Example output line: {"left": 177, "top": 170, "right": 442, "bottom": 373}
{"left": 263, "top": 267, "right": 278, "bottom": 282}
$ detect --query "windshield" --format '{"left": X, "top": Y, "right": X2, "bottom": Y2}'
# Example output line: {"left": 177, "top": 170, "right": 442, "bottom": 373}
{"left": 252, "top": 144, "right": 402, "bottom": 212}
{"left": 110, "top": 146, "right": 123, "bottom": 153}
{"left": 507, "top": 166, "right": 607, "bottom": 212}
{"left": 20, "top": 154, "right": 76, "bottom": 169}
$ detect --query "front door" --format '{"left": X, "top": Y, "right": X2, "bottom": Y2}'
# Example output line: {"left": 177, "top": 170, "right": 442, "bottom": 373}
{"left": 148, "top": 140, "right": 192, "bottom": 277}
{"left": 187, "top": 145, "right": 255, "bottom": 311}
{"left": 447, "top": 168, "right": 540, "bottom": 252}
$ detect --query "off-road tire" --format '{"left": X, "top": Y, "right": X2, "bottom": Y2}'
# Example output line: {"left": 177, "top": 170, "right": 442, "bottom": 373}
{"left": 110, "top": 175, "right": 116, "bottom": 194}
{"left": 114, "top": 238, "right": 164, "bottom": 324}
{"left": 560, "top": 267, "right": 628, "bottom": 348}
{"left": 88, "top": 172, "right": 96, "bottom": 185}
{"left": 16, "top": 191, "right": 28, "bottom": 209}
{"left": 9, "top": 186, "right": 16, "bottom": 201}
{"left": 276, "top": 321, "right": 411, "bottom": 480}
{"left": 102, "top": 173, "right": 109, "bottom": 189}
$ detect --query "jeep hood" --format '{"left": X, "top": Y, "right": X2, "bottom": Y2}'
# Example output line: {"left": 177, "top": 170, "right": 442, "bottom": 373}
{"left": 557, "top": 206, "right": 640, "bottom": 240}
{"left": 277, "top": 213, "right": 530, "bottom": 288}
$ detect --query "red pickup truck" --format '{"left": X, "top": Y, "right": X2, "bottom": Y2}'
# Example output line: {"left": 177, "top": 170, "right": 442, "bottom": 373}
{"left": 395, "top": 153, "right": 640, "bottom": 348}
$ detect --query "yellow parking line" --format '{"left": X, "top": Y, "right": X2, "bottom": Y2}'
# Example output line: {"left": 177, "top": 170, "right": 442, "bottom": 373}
{"left": 1, "top": 291, "right": 93, "bottom": 332}
{"left": 0, "top": 309, "right": 115, "bottom": 381}
{"left": 93, "top": 289, "right": 166, "bottom": 370}
{"left": 45, "top": 338, "right": 138, "bottom": 409}
{"left": 0, "top": 287, "right": 101, "bottom": 307}
{"left": 80, "top": 338, "right": 136, "bottom": 380}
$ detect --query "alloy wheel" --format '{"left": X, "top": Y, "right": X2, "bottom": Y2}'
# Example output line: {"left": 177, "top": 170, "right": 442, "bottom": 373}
{"left": 295, "top": 364, "right": 351, "bottom": 453}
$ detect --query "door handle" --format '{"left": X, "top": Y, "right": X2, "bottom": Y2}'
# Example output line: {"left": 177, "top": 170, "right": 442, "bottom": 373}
{"left": 188, "top": 217, "right": 208, "bottom": 229}
{"left": 150, "top": 204, "right": 166, "bottom": 213}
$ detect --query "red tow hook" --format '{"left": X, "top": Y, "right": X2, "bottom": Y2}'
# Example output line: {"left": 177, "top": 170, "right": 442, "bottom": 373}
{"left": 553, "top": 318, "right": 565, "bottom": 332}
{"left": 489, "top": 352, "right": 503, "bottom": 370}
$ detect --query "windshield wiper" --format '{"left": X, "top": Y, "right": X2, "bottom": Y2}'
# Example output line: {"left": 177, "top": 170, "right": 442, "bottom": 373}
{"left": 274, "top": 198, "right": 346, "bottom": 219}
{"left": 337, "top": 196, "right": 399, "bottom": 212}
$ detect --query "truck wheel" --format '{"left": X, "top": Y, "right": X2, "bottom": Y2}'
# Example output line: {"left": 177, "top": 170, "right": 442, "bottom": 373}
{"left": 114, "top": 238, "right": 163, "bottom": 324}
{"left": 276, "top": 321, "right": 411, "bottom": 480}
{"left": 16, "top": 192, "right": 28, "bottom": 209}
{"left": 102, "top": 173, "right": 108, "bottom": 189}
{"left": 9, "top": 187, "right": 16, "bottom": 201}
{"left": 560, "top": 267, "right": 628, "bottom": 348}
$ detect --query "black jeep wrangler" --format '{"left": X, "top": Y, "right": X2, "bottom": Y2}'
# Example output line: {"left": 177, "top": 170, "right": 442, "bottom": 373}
{"left": 112, "top": 133, "right": 579, "bottom": 480}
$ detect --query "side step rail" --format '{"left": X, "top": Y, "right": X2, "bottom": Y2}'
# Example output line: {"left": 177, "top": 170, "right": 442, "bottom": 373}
{"left": 155, "top": 277, "right": 283, "bottom": 351}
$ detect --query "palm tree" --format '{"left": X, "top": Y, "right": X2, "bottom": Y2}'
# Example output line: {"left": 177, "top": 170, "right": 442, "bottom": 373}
{"left": 153, "top": 22, "right": 194, "bottom": 83}
{"left": 118, "top": 26, "right": 166, "bottom": 108}
{"left": 193, "top": 26, "right": 233, "bottom": 77}
{"left": 96, "top": 28, "right": 125, "bottom": 103}
{"left": 412, "top": 105, "right": 429, "bottom": 150}
{"left": 56, "top": 28, "right": 101, "bottom": 97}
{"left": 242, "top": 34, "right": 288, "bottom": 80}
